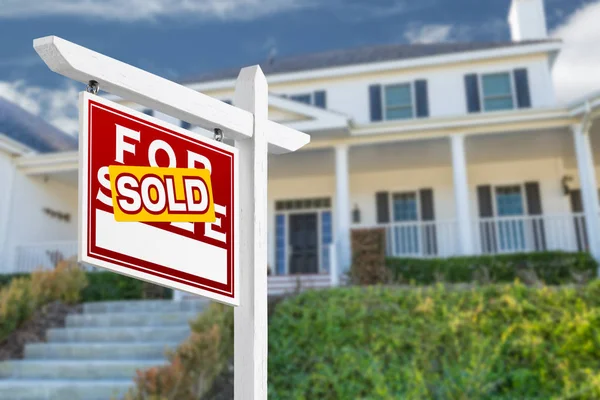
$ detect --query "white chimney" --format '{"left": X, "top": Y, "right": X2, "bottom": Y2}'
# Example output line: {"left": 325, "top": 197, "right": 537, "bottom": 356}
{"left": 508, "top": 0, "right": 548, "bottom": 42}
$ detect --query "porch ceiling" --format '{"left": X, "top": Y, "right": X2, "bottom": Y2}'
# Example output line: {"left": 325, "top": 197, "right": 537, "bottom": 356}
{"left": 47, "top": 170, "right": 78, "bottom": 186}
{"left": 349, "top": 127, "right": 574, "bottom": 174}
{"left": 269, "top": 148, "right": 334, "bottom": 179}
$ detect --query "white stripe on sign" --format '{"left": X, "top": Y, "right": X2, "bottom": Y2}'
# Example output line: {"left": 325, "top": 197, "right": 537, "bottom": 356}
{"left": 95, "top": 209, "right": 228, "bottom": 284}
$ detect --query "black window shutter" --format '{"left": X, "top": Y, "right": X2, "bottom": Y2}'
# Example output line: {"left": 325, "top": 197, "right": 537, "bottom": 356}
{"left": 314, "top": 91, "right": 327, "bottom": 109}
{"left": 419, "top": 188, "right": 437, "bottom": 256}
{"left": 524, "top": 182, "right": 546, "bottom": 251}
{"left": 477, "top": 185, "right": 496, "bottom": 253}
{"left": 524, "top": 182, "right": 543, "bottom": 216}
{"left": 376, "top": 192, "right": 390, "bottom": 223}
{"left": 513, "top": 69, "right": 531, "bottom": 109}
{"left": 415, "top": 80, "right": 429, "bottom": 118}
{"left": 464, "top": 74, "right": 481, "bottom": 113}
{"left": 369, "top": 85, "right": 383, "bottom": 122}
{"left": 570, "top": 189, "right": 583, "bottom": 212}
{"left": 419, "top": 189, "right": 435, "bottom": 221}
{"left": 569, "top": 190, "right": 589, "bottom": 251}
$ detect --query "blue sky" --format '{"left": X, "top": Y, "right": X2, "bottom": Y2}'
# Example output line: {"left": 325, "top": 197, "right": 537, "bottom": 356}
{"left": 0, "top": 0, "right": 598, "bottom": 133}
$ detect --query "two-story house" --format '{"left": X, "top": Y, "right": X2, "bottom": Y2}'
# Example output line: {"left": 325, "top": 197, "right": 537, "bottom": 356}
{"left": 2, "top": 0, "right": 600, "bottom": 293}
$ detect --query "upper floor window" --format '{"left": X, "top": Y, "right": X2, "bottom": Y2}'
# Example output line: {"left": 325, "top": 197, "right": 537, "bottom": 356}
{"left": 465, "top": 68, "right": 531, "bottom": 114}
{"left": 481, "top": 73, "right": 514, "bottom": 111}
{"left": 290, "top": 94, "right": 311, "bottom": 104}
{"left": 286, "top": 91, "right": 327, "bottom": 109}
{"left": 369, "top": 80, "right": 428, "bottom": 122}
{"left": 384, "top": 84, "right": 414, "bottom": 120}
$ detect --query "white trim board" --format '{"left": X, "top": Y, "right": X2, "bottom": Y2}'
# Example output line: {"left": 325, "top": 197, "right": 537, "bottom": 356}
{"left": 185, "top": 42, "right": 562, "bottom": 92}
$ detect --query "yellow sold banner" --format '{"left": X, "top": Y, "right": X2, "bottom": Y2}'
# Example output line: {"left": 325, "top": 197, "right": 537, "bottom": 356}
{"left": 109, "top": 165, "right": 216, "bottom": 223}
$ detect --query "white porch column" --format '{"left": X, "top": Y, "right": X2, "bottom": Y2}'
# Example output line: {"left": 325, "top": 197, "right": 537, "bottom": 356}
{"left": 335, "top": 144, "right": 351, "bottom": 281}
{"left": 573, "top": 123, "right": 600, "bottom": 262}
{"left": 451, "top": 134, "right": 474, "bottom": 255}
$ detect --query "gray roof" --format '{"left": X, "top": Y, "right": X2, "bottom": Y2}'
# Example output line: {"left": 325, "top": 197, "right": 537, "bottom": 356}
{"left": 0, "top": 96, "right": 78, "bottom": 153}
{"left": 181, "top": 39, "right": 560, "bottom": 84}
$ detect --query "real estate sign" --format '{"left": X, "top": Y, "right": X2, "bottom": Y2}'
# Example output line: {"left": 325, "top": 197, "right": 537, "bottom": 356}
{"left": 78, "top": 92, "right": 239, "bottom": 305}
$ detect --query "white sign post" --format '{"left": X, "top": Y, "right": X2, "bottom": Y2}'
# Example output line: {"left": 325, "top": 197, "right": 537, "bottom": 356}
{"left": 233, "top": 66, "right": 269, "bottom": 398}
{"left": 33, "top": 36, "right": 310, "bottom": 400}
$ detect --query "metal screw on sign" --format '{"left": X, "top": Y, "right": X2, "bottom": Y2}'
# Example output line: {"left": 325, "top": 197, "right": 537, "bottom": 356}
{"left": 214, "top": 128, "right": 224, "bottom": 142}
{"left": 86, "top": 80, "right": 99, "bottom": 95}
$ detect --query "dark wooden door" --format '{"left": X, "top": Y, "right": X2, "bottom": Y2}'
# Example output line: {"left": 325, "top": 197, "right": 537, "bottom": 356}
{"left": 289, "top": 213, "right": 319, "bottom": 274}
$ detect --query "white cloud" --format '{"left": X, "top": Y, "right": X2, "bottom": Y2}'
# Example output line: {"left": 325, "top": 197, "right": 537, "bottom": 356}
{"left": 552, "top": 1, "right": 600, "bottom": 104}
{"left": 0, "top": 0, "right": 312, "bottom": 21}
{"left": 0, "top": 81, "right": 79, "bottom": 135}
{"left": 404, "top": 24, "right": 454, "bottom": 44}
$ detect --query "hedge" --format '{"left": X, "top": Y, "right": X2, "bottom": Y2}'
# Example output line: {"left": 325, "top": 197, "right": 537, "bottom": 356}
{"left": 1, "top": 271, "right": 172, "bottom": 302}
{"left": 268, "top": 283, "right": 600, "bottom": 399}
{"left": 81, "top": 271, "right": 172, "bottom": 302}
{"left": 0, "top": 261, "right": 88, "bottom": 342}
{"left": 385, "top": 251, "right": 597, "bottom": 286}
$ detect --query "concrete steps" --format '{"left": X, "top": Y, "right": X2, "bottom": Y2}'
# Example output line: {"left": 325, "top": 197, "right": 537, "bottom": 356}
{"left": 0, "top": 360, "right": 165, "bottom": 380}
{"left": 0, "top": 380, "right": 133, "bottom": 400}
{"left": 47, "top": 326, "right": 191, "bottom": 343}
{"left": 0, "top": 298, "right": 209, "bottom": 400}
{"left": 65, "top": 311, "right": 199, "bottom": 327}
{"left": 24, "top": 342, "right": 179, "bottom": 360}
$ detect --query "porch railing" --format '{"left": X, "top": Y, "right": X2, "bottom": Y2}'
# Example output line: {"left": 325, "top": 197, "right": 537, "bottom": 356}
{"left": 474, "top": 213, "right": 587, "bottom": 255}
{"left": 14, "top": 240, "right": 79, "bottom": 273}
{"left": 366, "top": 213, "right": 590, "bottom": 259}
{"left": 355, "top": 220, "right": 459, "bottom": 258}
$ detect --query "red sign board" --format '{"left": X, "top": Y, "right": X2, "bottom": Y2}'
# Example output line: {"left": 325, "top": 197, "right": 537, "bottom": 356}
{"left": 78, "top": 92, "right": 239, "bottom": 305}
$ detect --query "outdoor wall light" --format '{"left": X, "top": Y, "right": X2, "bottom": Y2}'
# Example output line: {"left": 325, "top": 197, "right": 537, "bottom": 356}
{"left": 562, "top": 175, "right": 574, "bottom": 196}
{"left": 352, "top": 204, "right": 361, "bottom": 224}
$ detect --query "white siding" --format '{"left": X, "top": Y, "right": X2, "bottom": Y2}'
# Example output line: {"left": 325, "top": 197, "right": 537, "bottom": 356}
{"left": 0, "top": 152, "right": 15, "bottom": 265}
{"left": 4, "top": 171, "right": 78, "bottom": 268}
{"left": 269, "top": 56, "right": 556, "bottom": 124}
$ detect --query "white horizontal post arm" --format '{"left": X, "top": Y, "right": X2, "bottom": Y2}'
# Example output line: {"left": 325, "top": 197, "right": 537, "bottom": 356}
{"left": 33, "top": 35, "right": 310, "bottom": 154}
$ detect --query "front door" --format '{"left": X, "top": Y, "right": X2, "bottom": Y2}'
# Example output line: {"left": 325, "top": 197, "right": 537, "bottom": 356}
{"left": 289, "top": 213, "right": 319, "bottom": 274}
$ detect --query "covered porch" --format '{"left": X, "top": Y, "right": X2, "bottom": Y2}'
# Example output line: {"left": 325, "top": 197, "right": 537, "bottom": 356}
{"left": 8, "top": 113, "right": 600, "bottom": 290}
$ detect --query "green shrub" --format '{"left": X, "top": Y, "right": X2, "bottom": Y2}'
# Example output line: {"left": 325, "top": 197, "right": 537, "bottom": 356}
{"left": 386, "top": 251, "right": 597, "bottom": 286}
{"left": 0, "top": 274, "right": 27, "bottom": 288}
{"left": 80, "top": 271, "right": 172, "bottom": 302}
{"left": 269, "top": 283, "right": 600, "bottom": 399}
{"left": 0, "top": 261, "right": 88, "bottom": 341}
{"left": 126, "top": 302, "right": 233, "bottom": 399}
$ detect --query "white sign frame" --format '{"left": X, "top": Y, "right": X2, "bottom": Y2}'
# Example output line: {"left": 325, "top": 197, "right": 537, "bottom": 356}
{"left": 78, "top": 92, "right": 240, "bottom": 306}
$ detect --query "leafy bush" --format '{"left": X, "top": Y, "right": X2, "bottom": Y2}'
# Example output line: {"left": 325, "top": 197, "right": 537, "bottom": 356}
{"left": 269, "top": 283, "right": 600, "bottom": 399}
{"left": 350, "top": 228, "right": 389, "bottom": 285}
{"left": 0, "top": 260, "right": 88, "bottom": 341}
{"left": 386, "top": 251, "right": 597, "bottom": 286}
{"left": 0, "top": 274, "right": 27, "bottom": 288}
{"left": 126, "top": 302, "right": 233, "bottom": 400}
{"left": 80, "top": 272, "right": 172, "bottom": 302}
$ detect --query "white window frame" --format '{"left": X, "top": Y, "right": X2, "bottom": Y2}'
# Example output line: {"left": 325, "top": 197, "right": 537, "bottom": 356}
{"left": 389, "top": 190, "right": 421, "bottom": 223}
{"left": 387, "top": 191, "right": 422, "bottom": 257}
{"left": 491, "top": 183, "right": 529, "bottom": 253}
{"left": 478, "top": 72, "right": 517, "bottom": 112}
{"left": 492, "top": 183, "right": 526, "bottom": 218}
{"left": 382, "top": 82, "right": 416, "bottom": 121}
{"left": 273, "top": 198, "right": 333, "bottom": 276}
